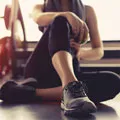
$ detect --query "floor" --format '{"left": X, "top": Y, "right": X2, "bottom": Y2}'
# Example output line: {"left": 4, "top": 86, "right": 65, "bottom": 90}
{"left": 0, "top": 93, "right": 120, "bottom": 120}
{"left": 0, "top": 72, "right": 120, "bottom": 120}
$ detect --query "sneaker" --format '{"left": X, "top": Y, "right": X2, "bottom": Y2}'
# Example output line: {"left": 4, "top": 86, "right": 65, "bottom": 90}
{"left": 16, "top": 78, "right": 38, "bottom": 88}
{"left": 61, "top": 81, "right": 97, "bottom": 116}
{"left": 0, "top": 81, "right": 37, "bottom": 103}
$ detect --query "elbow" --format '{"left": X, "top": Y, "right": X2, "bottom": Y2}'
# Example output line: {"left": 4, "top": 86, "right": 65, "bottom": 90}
{"left": 96, "top": 48, "right": 104, "bottom": 60}
{"left": 98, "top": 50, "right": 104, "bottom": 59}
{"left": 31, "top": 13, "right": 40, "bottom": 24}
{"left": 31, "top": 5, "right": 42, "bottom": 24}
{"left": 34, "top": 17, "right": 40, "bottom": 25}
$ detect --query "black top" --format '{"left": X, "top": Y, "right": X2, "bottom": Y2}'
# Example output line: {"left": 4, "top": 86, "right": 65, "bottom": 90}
{"left": 44, "top": 0, "right": 86, "bottom": 21}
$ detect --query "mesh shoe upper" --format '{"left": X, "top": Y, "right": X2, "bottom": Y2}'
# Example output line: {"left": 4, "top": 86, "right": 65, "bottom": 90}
{"left": 61, "top": 81, "right": 97, "bottom": 115}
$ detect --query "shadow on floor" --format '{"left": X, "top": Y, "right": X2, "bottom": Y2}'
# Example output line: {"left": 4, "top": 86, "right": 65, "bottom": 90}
{"left": 0, "top": 101, "right": 119, "bottom": 120}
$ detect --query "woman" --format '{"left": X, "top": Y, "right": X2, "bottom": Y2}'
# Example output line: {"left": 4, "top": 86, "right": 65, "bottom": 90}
{"left": 0, "top": 0, "right": 120, "bottom": 116}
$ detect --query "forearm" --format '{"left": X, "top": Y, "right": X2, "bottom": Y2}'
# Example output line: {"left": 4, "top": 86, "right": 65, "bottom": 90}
{"left": 77, "top": 47, "right": 104, "bottom": 61}
{"left": 31, "top": 11, "right": 68, "bottom": 26}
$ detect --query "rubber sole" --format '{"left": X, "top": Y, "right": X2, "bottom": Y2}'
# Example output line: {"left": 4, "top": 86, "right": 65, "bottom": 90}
{"left": 61, "top": 101, "right": 97, "bottom": 116}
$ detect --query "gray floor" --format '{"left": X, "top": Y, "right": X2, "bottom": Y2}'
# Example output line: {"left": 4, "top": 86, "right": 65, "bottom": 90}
{"left": 0, "top": 94, "right": 120, "bottom": 120}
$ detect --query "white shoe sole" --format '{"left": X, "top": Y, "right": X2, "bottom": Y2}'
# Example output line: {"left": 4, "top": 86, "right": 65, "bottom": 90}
{"left": 61, "top": 100, "right": 97, "bottom": 116}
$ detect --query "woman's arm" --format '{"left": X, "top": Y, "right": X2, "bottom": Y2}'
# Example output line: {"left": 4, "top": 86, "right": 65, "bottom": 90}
{"left": 31, "top": 4, "right": 65, "bottom": 26}
{"left": 71, "top": 5, "right": 104, "bottom": 61}
{"left": 31, "top": 3, "right": 85, "bottom": 37}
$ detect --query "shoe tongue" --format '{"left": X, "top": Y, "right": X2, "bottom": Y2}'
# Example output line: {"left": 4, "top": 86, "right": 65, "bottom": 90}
{"left": 67, "top": 81, "right": 86, "bottom": 98}
{"left": 68, "top": 81, "right": 82, "bottom": 89}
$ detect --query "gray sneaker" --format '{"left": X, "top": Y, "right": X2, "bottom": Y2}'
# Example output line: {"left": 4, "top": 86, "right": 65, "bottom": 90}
{"left": 61, "top": 81, "right": 97, "bottom": 115}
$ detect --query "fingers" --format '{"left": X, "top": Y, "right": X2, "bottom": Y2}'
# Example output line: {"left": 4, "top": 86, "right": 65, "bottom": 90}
{"left": 72, "top": 21, "right": 80, "bottom": 37}
{"left": 72, "top": 28, "right": 79, "bottom": 37}
{"left": 70, "top": 40, "right": 80, "bottom": 51}
{"left": 79, "top": 23, "right": 89, "bottom": 44}
{"left": 67, "top": 12, "right": 89, "bottom": 41}
{"left": 79, "top": 25, "right": 85, "bottom": 42}
{"left": 70, "top": 40, "right": 81, "bottom": 59}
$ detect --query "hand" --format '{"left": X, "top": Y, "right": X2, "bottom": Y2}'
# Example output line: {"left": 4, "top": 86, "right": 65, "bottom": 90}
{"left": 70, "top": 39, "right": 81, "bottom": 61}
{"left": 65, "top": 12, "right": 89, "bottom": 43}
{"left": 65, "top": 12, "right": 84, "bottom": 38}
{"left": 77, "top": 22, "right": 89, "bottom": 45}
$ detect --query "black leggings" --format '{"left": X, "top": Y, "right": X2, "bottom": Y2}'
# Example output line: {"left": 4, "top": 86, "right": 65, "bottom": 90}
{"left": 24, "top": 16, "right": 120, "bottom": 103}
{"left": 25, "top": 16, "right": 74, "bottom": 88}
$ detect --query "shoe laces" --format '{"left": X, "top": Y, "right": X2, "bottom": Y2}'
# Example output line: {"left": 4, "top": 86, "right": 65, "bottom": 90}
{"left": 66, "top": 81, "right": 87, "bottom": 98}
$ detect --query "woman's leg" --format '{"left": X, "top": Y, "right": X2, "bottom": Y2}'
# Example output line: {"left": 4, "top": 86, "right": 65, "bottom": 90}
{"left": 25, "top": 16, "right": 97, "bottom": 114}
{"left": 36, "top": 86, "right": 62, "bottom": 101}
{"left": 0, "top": 16, "right": 96, "bottom": 114}
{"left": 46, "top": 16, "right": 96, "bottom": 114}
{"left": 24, "top": 16, "right": 78, "bottom": 90}
{"left": 48, "top": 16, "right": 78, "bottom": 88}
{"left": 35, "top": 16, "right": 78, "bottom": 100}
{"left": 79, "top": 71, "right": 120, "bottom": 103}
{"left": 24, "top": 16, "right": 78, "bottom": 100}
{"left": 24, "top": 25, "right": 62, "bottom": 88}
{"left": 0, "top": 18, "right": 63, "bottom": 102}
{"left": 25, "top": 17, "right": 78, "bottom": 88}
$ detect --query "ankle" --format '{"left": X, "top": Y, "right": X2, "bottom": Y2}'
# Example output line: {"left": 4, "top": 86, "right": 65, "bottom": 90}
{"left": 62, "top": 79, "right": 78, "bottom": 88}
